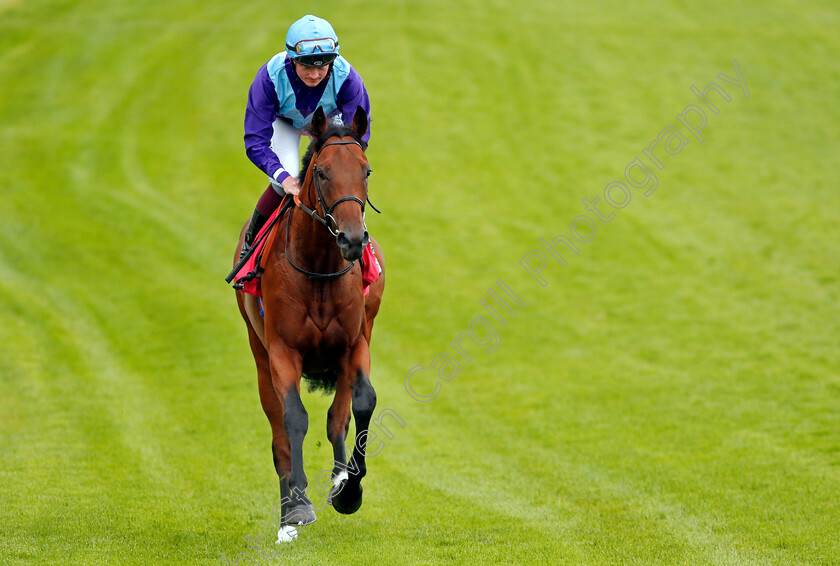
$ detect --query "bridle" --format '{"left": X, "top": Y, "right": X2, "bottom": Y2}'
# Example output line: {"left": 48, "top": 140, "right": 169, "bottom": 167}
{"left": 286, "top": 139, "right": 380, "bottom": 279}
{"left": 295, "top": 140, "right": 375, "bottom": 236}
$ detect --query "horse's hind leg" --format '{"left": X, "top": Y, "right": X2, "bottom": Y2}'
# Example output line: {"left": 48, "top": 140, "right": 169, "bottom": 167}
{"left": 330, "top": 342, "right": 376, "bottom": 514}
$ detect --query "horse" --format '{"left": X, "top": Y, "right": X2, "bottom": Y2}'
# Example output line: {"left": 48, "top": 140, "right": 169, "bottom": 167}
{"left": 234, "top": 106, "right": 385, "bottom": 537}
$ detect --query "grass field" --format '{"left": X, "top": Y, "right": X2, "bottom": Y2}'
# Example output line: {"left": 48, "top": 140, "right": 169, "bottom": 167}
{"left": 2, "top": 0, "right": 839, "bottom": 564}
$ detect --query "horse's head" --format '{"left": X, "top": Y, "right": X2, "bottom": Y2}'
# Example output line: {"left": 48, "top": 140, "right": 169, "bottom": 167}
{"left": 301, "top": 106, "right": 371, "bottom": 262}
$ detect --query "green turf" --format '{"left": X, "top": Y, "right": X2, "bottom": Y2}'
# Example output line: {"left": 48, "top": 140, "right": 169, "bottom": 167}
{"left": 1, "top": 0, "right": 839, "bottom": 564}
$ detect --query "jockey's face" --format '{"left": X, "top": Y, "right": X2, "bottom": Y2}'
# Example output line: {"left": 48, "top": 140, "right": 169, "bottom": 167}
{"left": 294, "top": 61, "right": 330, "bottom": 87}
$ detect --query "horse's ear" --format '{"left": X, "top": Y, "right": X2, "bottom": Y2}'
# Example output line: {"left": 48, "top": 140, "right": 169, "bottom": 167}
{"left": 351, "top": 105, "right": 368, "bottom": 140}
{"left": 310, "top": 106, "right": 328, "bottom": 138}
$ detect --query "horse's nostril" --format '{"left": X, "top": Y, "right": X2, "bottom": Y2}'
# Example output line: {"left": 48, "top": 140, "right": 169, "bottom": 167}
{"left": 338, "top": 231, "right": 368, "bottom": 250}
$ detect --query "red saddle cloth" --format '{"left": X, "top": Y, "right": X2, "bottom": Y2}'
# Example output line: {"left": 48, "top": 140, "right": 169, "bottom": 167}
{"left": 233, "top": 207, "right": 381, "bottom": 298}
{"left": 360, "top": 242, "right": 382, "bottom": 296}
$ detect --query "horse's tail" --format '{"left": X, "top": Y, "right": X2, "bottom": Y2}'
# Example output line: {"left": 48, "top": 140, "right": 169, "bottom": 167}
{"left": 301, "top": 370, "right": 338, "bottom": 394}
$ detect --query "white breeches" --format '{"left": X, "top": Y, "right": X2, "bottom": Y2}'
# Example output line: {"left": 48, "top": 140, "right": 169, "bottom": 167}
{"left": 269, "top": 118, "right": 302, "bottom": 189}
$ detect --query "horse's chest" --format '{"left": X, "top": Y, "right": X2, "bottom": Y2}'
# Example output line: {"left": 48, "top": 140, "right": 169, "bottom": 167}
{"left": 302, "top": 309, "right": 362, "bottom": 349}
{"left": 294, "top": 314, "right": 359, "bottom": 374}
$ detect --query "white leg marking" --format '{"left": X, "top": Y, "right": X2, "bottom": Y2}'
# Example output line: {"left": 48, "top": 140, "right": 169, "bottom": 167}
{"left": 333, "top": 471, "right": 349, "bottom": 487}
{"left": 276, "top": 525, "right": 298, "bottom": 543}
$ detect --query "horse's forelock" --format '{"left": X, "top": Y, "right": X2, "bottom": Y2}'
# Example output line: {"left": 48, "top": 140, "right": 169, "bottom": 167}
{"left": 298, "top": 123, "right": 361, "bottom": 179}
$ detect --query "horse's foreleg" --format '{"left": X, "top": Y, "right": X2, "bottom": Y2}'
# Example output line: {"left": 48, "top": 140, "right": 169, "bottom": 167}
{"left": 331, "top": 342, "right": 376, "bottom": 514}
{"left": 249, "top": 326, "right": 298, "bottom": 532}
{"left": 267, "top": 346, "right": 316, "bottom": 527}
{"left": 255, "top": 355, "right": 290, "bottom": 518}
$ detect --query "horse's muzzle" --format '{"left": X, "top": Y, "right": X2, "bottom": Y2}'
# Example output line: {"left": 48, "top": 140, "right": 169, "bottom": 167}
{"left": 336, "top": 229, "right": 369, "bottom": 262}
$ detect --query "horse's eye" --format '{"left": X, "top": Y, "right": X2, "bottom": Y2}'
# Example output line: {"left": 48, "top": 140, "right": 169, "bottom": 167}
{"left": 366, "top": 168, "right": 372, "bottom": 178}
{"left": 317, "top": 169, "right": 327, "bottom": 180}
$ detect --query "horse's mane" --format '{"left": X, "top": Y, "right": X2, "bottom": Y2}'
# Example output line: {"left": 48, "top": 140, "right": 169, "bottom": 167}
{"left": 298, "top": 122, "right": 363, "bottom": 179}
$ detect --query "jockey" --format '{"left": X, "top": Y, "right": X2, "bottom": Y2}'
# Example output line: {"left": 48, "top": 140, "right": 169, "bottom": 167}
{"left": 241, "top": 14, "right": 372, "bottom": 256}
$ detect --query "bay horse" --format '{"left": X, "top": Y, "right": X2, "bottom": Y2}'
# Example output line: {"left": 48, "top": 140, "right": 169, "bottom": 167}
{"left": 234, "top": 106, "right": 385, "bottom": 536}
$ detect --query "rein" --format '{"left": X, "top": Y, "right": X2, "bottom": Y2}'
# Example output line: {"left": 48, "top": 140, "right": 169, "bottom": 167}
{"left": 286, "top": 139, "right": 379, "bottom": 279}
{"left": 284, "top": 213, "right": 356, "bottom": 279}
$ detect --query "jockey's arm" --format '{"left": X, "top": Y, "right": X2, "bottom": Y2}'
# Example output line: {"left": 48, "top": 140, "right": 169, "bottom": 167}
{"left": 244, "top": 65, "right": 293, "bottom": 186}
{"left": 336, "top": 67, "right": 372, "bottom": 148}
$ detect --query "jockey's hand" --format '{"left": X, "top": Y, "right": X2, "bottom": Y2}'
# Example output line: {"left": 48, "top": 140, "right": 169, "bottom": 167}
{"left": 281, "top": 176, "right": 300, "bottom": 196}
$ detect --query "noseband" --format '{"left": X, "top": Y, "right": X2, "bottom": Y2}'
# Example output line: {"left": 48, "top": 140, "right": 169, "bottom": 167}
{"left": 287, "top": 139, "right": 380, "bottom": 279}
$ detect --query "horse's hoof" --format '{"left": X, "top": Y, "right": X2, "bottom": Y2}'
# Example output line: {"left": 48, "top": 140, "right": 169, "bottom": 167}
{"left": 331, "top": 480, "right": 363, "bottom": 515}
{"left": 284, "top": 504, "right": 317, "bottom": 526}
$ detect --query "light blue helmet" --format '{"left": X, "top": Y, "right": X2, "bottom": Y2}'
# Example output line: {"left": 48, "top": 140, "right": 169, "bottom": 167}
{"left": 285, "top": 15, "right": 340, "bottom": 67}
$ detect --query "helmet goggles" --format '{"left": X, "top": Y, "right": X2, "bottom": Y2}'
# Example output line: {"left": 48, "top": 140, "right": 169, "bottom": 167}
{"left": 288, "top": 37, "right": 338, "bottom": 67}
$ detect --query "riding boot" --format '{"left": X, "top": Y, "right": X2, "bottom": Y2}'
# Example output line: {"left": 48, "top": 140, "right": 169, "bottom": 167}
{"left": 240, "top": 208, "right": 270, "bottom": 259}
